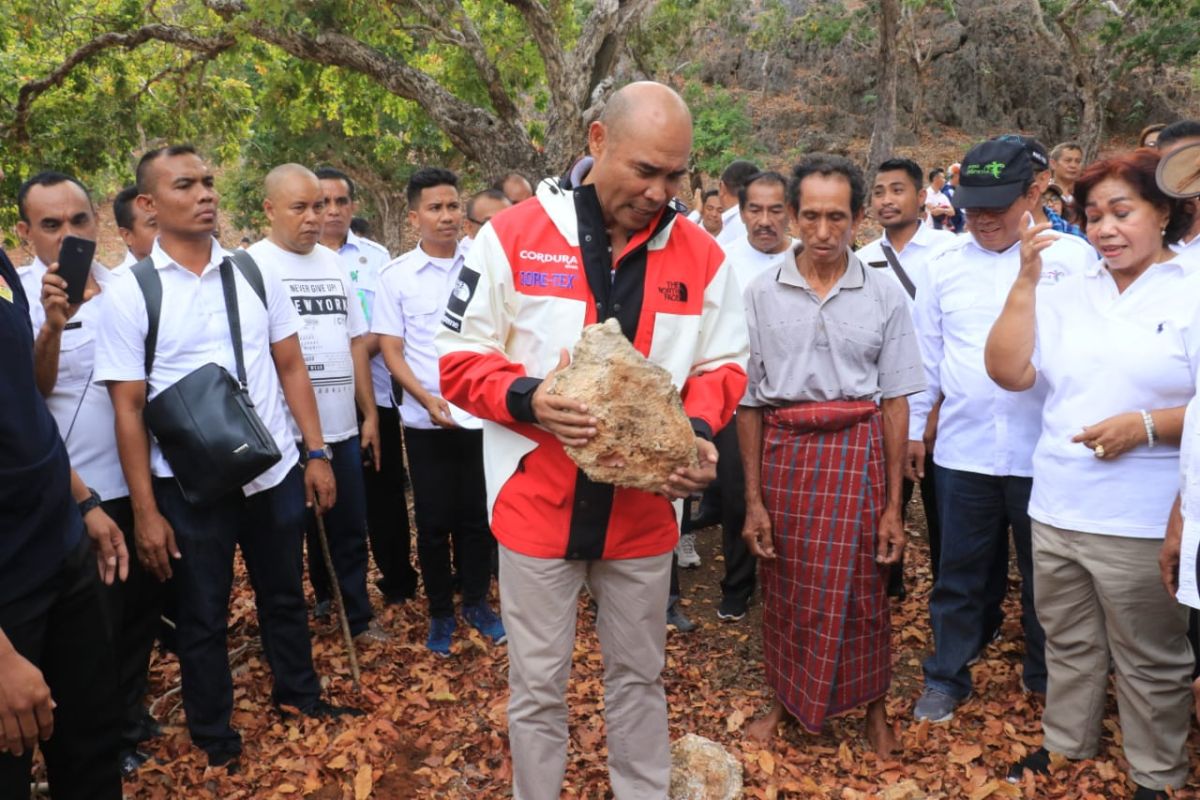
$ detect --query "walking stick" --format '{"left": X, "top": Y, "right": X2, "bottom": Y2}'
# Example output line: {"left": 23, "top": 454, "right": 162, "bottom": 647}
{"left": 315, "top": 512, "right": 361, "bottom": 691}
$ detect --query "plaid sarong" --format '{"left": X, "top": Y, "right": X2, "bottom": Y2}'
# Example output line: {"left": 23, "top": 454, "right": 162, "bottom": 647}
{"left": 759, "top": 400, "right": 891, "bottom": 733}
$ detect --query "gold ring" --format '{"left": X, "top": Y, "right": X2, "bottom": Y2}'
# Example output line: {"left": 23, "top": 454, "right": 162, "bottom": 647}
{"left": 1094, "top": 444, "right": 1106, "bottom": 459}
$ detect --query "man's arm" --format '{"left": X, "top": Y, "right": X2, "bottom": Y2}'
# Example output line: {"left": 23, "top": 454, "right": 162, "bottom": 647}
{"left": 69, "top": 467, "right": 128, "bottom": 585}
{"left": 380, "top": 334, "right": 456, "bottom": 428}
{"left": 350, "top": 335, "right": 381, "bottom": 470}
{"left": 878, "top": 396, "right": 908, "bottom": 564}
{"left": 271, "top": 334, "right": 336, "bottom": 513}
{"left": 738, "top": 406, "right": 774, "bottom": 560}
{"left": 0, "top": 627, "right": 53, "bottom": 757}
{"left": 32, "top": 266, "right": 98, "bottom": 396}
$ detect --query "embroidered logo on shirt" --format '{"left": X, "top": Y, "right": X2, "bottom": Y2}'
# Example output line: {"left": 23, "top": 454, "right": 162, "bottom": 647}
{"left": 1039, "top": 268, "right": 1065, "bottom": 285}
{"left": 1157, "top": 322, "right": 1166, "bottom": 333}
{"left": 518, "top": 250, "right": 579, "bottom": 269}
{"left": 658, "top": 281, "right": 689, "bottom": 303}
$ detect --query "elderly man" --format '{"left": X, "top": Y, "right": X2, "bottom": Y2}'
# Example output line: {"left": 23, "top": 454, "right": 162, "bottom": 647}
{"left": 740, "top": 155, "right": 920, "bottom": 755}
{"left": 436, "top": 82, "right": 748, "bottom": 798}
{"left": 461, "top": 188, "right": 512, "bottom": 253}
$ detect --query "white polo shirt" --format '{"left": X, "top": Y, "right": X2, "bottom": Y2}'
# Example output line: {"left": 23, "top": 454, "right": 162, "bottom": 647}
{"left": 334, "top": 231, "right": 394, "bottom": 408}
{"left": 1172, "top": 233, "right": 1200, "bottom": 272}
{"left": 94, "top": 238, "right": 301, "bottom": 496}
{"left": 372, "top": 243, "right": 478, "bottom": 430}
{"left": 20, "top": 257, "right": 129, "bottom": 501}
{"left": 856, "top": 222, "right": 957, "bottom": 307}
{"left": 912, "top": 233, "right": 1093, "bottom": 476}
{"left": 1030, "top": 259, "right": 1200, "bottom": 537}
{"left": 250, "top": 240, "right": 368, "bottom": 444}
{"left": 715, "top": 205, "right": 748, "bottom": 249}
{"left": 722, "top": 236, "right": 800, "bottom": 297}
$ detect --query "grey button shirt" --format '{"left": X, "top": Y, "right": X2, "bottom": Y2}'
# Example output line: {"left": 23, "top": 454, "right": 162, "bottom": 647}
{"left": 742, "top": 246, "right": 924, "bottom": 406}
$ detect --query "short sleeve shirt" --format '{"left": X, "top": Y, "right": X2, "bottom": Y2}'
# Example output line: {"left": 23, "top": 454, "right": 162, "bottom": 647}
{"left": 336, "top": 231, "right": 394, "bottom": 407}
{"left": 742, "top": 246, "right": 924, "bottom": 406}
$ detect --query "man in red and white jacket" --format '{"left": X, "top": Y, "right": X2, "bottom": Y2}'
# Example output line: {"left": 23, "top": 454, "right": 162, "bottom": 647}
{"left": 436, "top": 82, "right": 748, "bottom": 799}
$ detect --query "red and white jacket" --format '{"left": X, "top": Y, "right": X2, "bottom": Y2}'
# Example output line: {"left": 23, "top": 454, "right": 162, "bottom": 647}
{"left": 435, "top": 163, "right": 748, "bottom": 560}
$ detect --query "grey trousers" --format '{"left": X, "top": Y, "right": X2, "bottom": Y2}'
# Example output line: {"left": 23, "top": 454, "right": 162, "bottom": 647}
{"left": 498, "top": 545, "right": 672, "bottom": 800}
{"left": 1032, "top": 521, "right": 1192, "bottom": 791}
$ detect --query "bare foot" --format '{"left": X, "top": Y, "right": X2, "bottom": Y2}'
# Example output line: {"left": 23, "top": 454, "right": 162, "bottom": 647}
{"left": 746, "top": 700, "right": 785, "bottom": 745}
{"left": 864, "top": 698, "right": 898, "bottom": 758}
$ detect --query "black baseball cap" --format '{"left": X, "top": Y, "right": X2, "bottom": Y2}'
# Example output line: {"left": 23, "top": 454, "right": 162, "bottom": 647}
{"left": 954, "top": 139, "right": 1034, "bottom": 209}
{"left": 996, "top": 134, "right": 1050, "bottom": 172}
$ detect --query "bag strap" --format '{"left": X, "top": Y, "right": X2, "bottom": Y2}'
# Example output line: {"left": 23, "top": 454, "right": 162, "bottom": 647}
{"left": 879, "top": 242, "right": 917, "bottom": 300}
{"left": 130, "top": 256, "right": 162, "bottom": 377}
{"left": 218, "top": 258, "right": 250, "bottom": 389}
{"left": 229, "top": 249, "right": 267, "bottom": 308}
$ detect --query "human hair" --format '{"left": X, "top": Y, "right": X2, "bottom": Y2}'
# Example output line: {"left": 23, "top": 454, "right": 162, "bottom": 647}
{"left": 467, "top": 188, "right": 509, "bottom": 221}
{"left": 1138, "top": 123, "right": 1167, "bottom": 148}
{"left": 702, "top": 189, "right": 720, "bottom": 203}
{"left": 492, "top": 172, "right": 530, "bottom": 191}
{"left": 17, "top": 171, "right": 92, "bottom": 223}
{"left": 135, "top": 144, "right": 198, "bottom": 194}
{"left": 737, "top": 171, "right": 788, "bottom": 208}
{"left": 1075, "top": 148, "right": 1193, "bottom": 245}
{"left": 1157, "top": 120, "right": 1200, "bottom": 149}
{"left": 927, "top": 167, "right": 945, "bottom": 183}
{"left": 406, "top": 167, "right": 459, "bottom": 208}
{"left": 315, "top": 166, "right": 355, "bottom": 200}
{"left": 719, "top": 160, "right": 760, "bottom": 193}
{"left": 350, "top": 217, "right": 370, "bottom": 236}
{"left": 787, "top": 154, "right": 866, "bottom": 216}
{"left": 113, "top": 185, "right": 139, "bottom": 231}
{"left": 876, "top": 158, "right": 923, "bottom": 192}
{"left": 1050, "top": 141, "right": 1083, "bottom": 160}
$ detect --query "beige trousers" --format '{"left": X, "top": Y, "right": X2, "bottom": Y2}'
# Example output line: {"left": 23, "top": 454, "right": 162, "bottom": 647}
{"left": 498, "top": 545, "right": 672, "bottom": 800}
{"left": 1032, "top": 520, "right": 1192, "bottom": 791}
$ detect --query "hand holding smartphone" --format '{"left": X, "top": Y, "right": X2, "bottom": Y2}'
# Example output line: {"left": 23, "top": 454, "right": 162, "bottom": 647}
{"left": 56, "top": 235, "right": 96, "bottom": 305}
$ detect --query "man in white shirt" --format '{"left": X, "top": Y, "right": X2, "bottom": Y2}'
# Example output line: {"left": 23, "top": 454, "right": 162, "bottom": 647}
{"left": 113, "top": 185, "right": 157, "bottom": 270}
{"left": 1049, "top": 141, "right": 1085, "bottom": 206}
{"left": 96, "top": 146, "right": 359, "bottom": 771}
{"left": 924, "top": 168, "right": 955, "bottom": 230}
{"left": 250, "top": 164, "right": 387, "bottom": 644}
{"left": 858, "top": 157, "right": 956, "bottom": 598}
{"left": 316, "top": 167, "right": 419, "bottom": 606}
{"left": 461, "top": 188, "right": 511, "bottom": 254}
{"left": 714, "top": 160, "right": 760, "bottom": 249}
{"left": 17, "top": 171, "right": 162, "bottom": 778}
{"left": 911, "top": 139, "right": 1093, "bottom": 723}
{"left": 373, "top": 167, "right": 505, "bottom": 656}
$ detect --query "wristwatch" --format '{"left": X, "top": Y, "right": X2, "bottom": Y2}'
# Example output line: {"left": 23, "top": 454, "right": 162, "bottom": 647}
{"left": 78, "top": 487, "right": 102, "bottom": 518}
{"left": 305, "top": 445, "right": 333, "bottom": 463}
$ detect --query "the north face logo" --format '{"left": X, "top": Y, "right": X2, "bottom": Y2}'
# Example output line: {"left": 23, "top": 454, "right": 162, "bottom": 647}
{"left": 658, "top": 281, "right": 688, "bottom": 303}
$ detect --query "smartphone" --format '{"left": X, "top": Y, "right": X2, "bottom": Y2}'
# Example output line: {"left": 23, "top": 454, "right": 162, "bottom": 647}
{"left": 57, "top": 235, "right": 96, "bottom": 305}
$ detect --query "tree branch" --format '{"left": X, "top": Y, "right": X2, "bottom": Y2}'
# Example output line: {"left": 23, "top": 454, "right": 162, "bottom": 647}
{"left": 437, "top": 0, "right": 522, "bottom": 122}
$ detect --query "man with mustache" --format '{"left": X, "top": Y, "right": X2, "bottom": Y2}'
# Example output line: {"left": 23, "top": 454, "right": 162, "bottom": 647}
{"left": 911, "top": 139, "right": 1092, "bottom": 724}
{"left": 857, "top": 157, "right": 955, "bottom": 599}
{"left": 374, "top": 167, "right": 506, "bottom": 657}
{"left": 248, "top": 164, "right": 387, "bottom": 644}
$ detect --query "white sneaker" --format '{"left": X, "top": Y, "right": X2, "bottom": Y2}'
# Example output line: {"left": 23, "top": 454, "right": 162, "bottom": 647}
{"left": 676, "top": 532, "right": 701, "bottom": 568}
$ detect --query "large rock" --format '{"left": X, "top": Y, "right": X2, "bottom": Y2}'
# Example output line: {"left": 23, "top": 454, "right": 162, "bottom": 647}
{"left": 549, "top": 319, "right": 698, "bottom": 492}
{"left": 669, "top": 734, "right": 743, "bottom": 800}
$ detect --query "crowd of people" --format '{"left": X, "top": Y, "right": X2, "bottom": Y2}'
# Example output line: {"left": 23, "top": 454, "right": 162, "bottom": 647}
{"left": 3, "top": 79, "right": 1200, "bottom": 800}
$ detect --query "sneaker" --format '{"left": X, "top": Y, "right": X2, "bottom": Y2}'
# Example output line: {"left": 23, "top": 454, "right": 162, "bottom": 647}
{"left": 667, "top": 601, "right": 697, "bottom": 633}
{"left": 1006, "top": 747, "right": 1051, "bottom": 783}
{"left": 913, "top": 687, "right": 962, "bottom": 722}
{"left": 205, "top": 745, "right": 242, "bottom": 775}
{"left": 295, "top": 699, "right": 365, "bottom": 720}
{"left": 313, "top": 599, "right": 332, "bottom": 621}
{"left": 1132, "top": 785, "right": 1169, "bottom": 800}
{"left": 463, "top": 602, "right": 507, "bottom": 645}
{"left": 119, "top": 749, "right": 150, "bottom": 778}
{"left": 427, "top": 615, "right": 457, "bottom": 656}
{"left": 676, "top": 532, "right": 701, "bottom": 569}
{"left": 717, "top": 596, "right": 747, "bottom": 622}
{"left": 354, "top": 620, "right": 393, "bottom": 644}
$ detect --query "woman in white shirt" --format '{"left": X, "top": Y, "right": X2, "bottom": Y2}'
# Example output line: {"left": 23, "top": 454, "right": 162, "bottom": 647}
{"left": 985, "top": 149, "right": 1198, "bottom": 800}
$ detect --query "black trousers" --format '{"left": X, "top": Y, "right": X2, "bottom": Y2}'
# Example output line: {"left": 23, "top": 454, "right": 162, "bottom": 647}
{"left": 364, "top": 406, "right": 418, "bottom": 601}
{"left": 154, "top": 468, "right": 320, "bottom": 756}
{"left": 888, "top": 451, "right": 942, "bottom": 595}
{"left": 303, "top": 437, "right": 374, "bottom": 635}
{"left": 98, "top": 497, "right": 164, "bottom": 753}
{"left": 0, "top": 537, "right": 122, "bottom": 800}
{"left": 404, "top": 427, "right": 493, "bottom": 618}
{"left": 713, "top": 422, "right": 755, "bottom": 603}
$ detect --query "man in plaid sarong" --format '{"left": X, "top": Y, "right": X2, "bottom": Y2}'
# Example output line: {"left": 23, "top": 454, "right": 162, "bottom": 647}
{"left": 738, "top": 155, "right": 925, "bottom": 756}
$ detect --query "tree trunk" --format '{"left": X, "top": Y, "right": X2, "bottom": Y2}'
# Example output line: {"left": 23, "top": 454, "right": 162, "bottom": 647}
{"left": 866, "top": 0, "right": 900, "bottom": 182}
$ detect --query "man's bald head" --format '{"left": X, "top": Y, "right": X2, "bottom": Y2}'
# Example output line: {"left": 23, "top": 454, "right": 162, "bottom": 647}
{"left": 585, "top": 82, "right": 694, "bottom": 233}
{"left": 263, "top": 163, "right": 326, "bottom": 254}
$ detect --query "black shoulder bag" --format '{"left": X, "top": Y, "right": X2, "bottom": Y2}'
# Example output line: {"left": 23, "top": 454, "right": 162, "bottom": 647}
{"left": 132, "top": 251, "right": 281, "bottom": 504}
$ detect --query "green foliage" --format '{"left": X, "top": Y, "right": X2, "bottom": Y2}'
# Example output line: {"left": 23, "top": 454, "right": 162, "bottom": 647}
{"left": 682, "top": 80, "right": 761, "bottom": 176}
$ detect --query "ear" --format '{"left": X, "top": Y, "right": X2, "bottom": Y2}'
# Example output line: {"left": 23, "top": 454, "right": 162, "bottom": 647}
{"left": 587, "top": 120, "right": 607, "bottom": 159}
{"left": 407, "top": 207, "right": 419, "bottom": 228}
{"left": 135, "top": 193, "right": 154, "bottom": 217}
{"left": 262, "top": 198, "right": 275, "bottom": 223}
{"left": 118, "top": 227, "right": 135, "bottom": 248}
{"left": 917, "top": 187, "right": 927, "bottom": 206}
{"left": 15, "top": 220, "right": 29, "bottom": 243}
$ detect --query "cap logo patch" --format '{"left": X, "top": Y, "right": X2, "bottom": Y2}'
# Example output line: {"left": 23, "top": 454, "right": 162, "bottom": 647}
{"left": 966, "top": 161, "right": 1007, "bottom": 179}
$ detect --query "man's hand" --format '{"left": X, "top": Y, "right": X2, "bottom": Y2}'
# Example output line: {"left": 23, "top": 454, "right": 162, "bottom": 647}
{"left": 305, "top": 459, "right": 337, "bottom": 515}
{"left": 876, "top": 507, "right": 906, "bottom": 565}
{"left": 904, "top": 440, "right": 925, "bottom": 482}
{"left": 134, "top": 508, "right": 180, "bottom": 582}
{"left": 422, "top": 394, "right": 457, "bottom": 429}
{"left": 531, "top": 349, "right": 597, "bottom": 447}
{"left": 0, "top": 647, "right": 54, "bottom": 756}
{"left": 1161, "top": 498, "right": 1184, "bottom": 597}
{"left": 359, "top": 413, "right": 381, "bottom": 471}
{"left": 662, "top": 438, "right": 719, "bottom": 500}
{"left": 83, "top": 507, "right": 129, "bottom": 585}
{"left": 40, "top": 262, "right": 98, "bottom": 333}
{"left": 742, "top": 501, "right": 776, "bottom": 560}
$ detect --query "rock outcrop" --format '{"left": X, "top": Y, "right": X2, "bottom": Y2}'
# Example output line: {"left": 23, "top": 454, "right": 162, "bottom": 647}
{"left": 669, "top": 734, "right": 743, "bottom": 800}
{"left": 549, "top": 319, "right": 698, "bottom": 493}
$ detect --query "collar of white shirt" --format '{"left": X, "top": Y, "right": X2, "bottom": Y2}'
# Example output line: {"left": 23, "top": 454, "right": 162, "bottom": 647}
{"left": 412, "top": 241, "right": 465, "bottom": 272}
{"left": 150, "top": 237, "right": 227, "bottom": 275}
